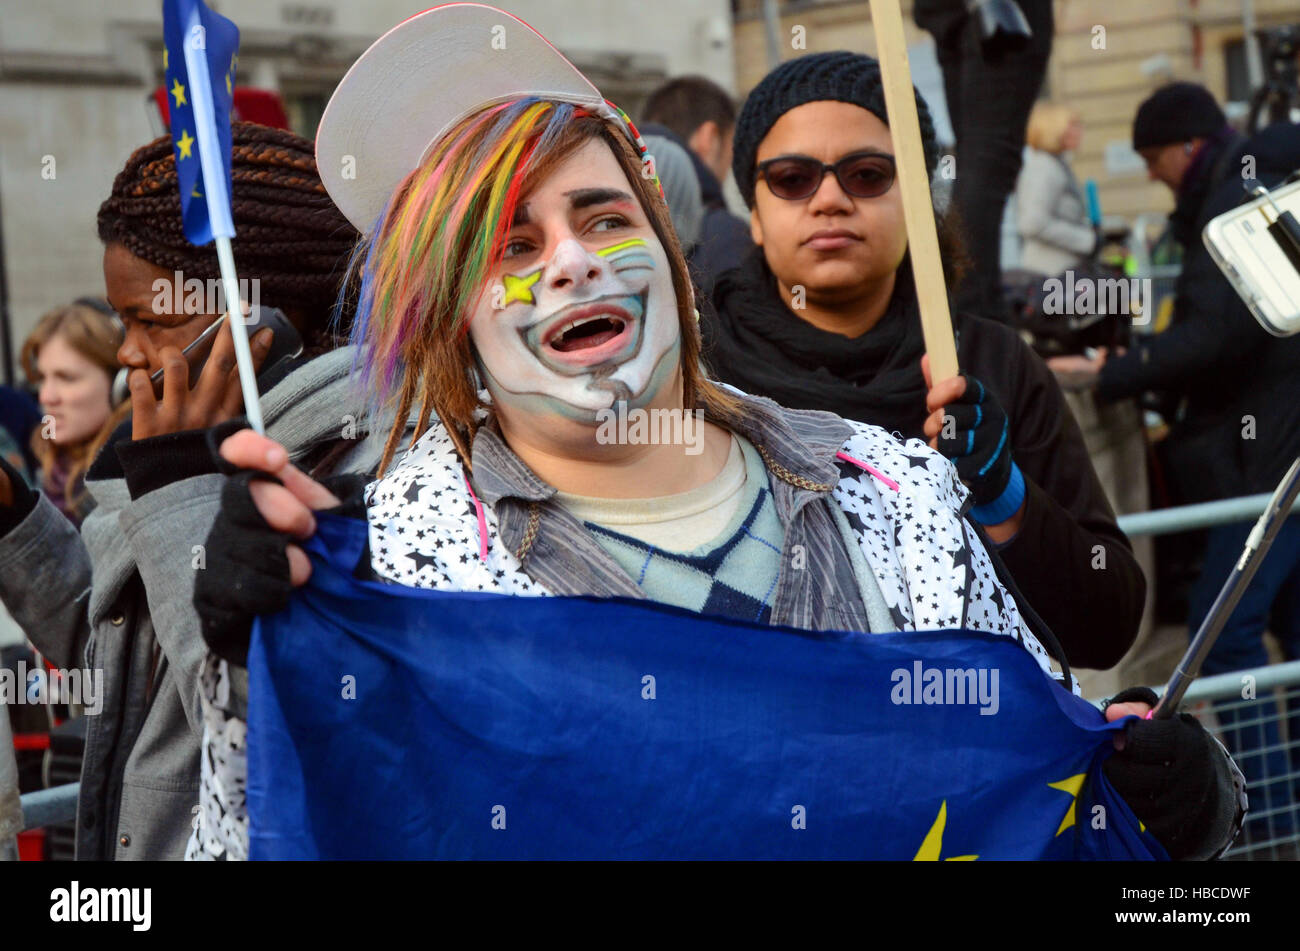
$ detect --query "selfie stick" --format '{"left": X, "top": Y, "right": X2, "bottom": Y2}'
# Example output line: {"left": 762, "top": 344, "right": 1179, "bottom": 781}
{"left": 181, "top": 9, "right": 264, "bottom": 434}
{"left": 868, "top": 0, "right": 960, "bottom": 383}
{"left": 1153, "top": 457, "right": 1300, "bottom": 717}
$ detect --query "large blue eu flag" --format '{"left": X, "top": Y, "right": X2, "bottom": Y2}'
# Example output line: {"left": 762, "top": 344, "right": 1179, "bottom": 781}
{"left": 161, "top": 0, "right": 239, "bottom": 245}
{"left": 245, "top": 515, "right": 1168, "bottom": 860}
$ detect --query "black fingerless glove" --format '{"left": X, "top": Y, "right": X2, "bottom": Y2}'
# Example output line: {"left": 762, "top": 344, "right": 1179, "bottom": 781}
{"left": 934, "top": 374, "right": 1024, "bottom": 524}
{"left": 195, "top": 469, "right": 295, "bottom": 667}
{"left": 194, "top": 416, "right": 374, "bottom": 666}
{"left": 1103, "top": 691, "right": 1246, "bottom": 860}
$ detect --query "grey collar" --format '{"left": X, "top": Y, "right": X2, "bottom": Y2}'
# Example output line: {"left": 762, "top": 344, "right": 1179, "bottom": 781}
{"left": 469, "top": 390, "right": 852, "bottom": 506}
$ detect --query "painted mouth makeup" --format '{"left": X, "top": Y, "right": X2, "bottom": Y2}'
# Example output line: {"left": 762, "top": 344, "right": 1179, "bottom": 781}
{"left": 522, "top": 289, "right": 646, "bottom": 374}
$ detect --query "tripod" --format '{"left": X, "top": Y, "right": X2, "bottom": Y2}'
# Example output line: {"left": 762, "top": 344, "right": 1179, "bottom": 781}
{"left": 1247, "top": 25, "right": 1300, "bottom": 134}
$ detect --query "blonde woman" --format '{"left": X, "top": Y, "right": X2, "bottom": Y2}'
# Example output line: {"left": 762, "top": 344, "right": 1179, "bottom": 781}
{"left": 1015, "top": 102, "right": 1098, "bottom": 277}
{"left": 18, "top": 303, "right": 122, "bottom": 525}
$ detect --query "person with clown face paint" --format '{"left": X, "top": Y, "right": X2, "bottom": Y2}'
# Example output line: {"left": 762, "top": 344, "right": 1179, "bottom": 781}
{"left": 189, "top": 5, "right": 1243, "bottom": 862}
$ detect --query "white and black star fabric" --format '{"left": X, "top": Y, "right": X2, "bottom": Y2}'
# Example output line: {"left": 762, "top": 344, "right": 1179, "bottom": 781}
{"left": 831, "top": 420, "right": 1068, "bottom": 688}
{"left": 365, "top": 423, "right": 546, "bottom": 597}
{"left": 362, "top": 416, "right": 1070, "bottom": 691}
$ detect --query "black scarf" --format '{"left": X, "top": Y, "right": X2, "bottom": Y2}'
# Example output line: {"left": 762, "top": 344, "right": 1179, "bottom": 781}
{"left": 703, "top": 246, "right": 944, "bottom": 438}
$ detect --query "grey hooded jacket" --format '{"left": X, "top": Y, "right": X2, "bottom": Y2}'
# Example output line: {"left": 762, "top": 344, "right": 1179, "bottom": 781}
{"left": 0, "top": 347, "right": 386, "bottom": 859}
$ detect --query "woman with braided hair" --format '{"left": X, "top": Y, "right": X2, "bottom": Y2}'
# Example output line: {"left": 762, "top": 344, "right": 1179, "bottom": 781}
{"left": 0, "top": 121, "right": 400, "bottom": 860}
{"left": 100, "top": 120, "right": 360, "bottom": 439}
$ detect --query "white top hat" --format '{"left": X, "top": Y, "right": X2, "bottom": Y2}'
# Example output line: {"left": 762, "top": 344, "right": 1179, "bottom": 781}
{"left": 316, "top": 3, "right": 644, "bottom": 233}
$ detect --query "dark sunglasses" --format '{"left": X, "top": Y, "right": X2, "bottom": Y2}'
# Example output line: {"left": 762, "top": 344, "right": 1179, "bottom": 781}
{"left": 756, "top": 151, "right": 897, "bottom": 201}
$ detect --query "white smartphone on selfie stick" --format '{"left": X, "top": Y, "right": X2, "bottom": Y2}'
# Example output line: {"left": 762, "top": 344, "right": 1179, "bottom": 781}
{"left": 1202, "top": 175, "right": 1300, "bottom": 336}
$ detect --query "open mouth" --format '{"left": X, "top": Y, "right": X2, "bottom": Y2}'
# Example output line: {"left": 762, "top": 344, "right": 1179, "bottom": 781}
{"left": 547, "top": 314, "right": 628, "bottom": 353}
{"left": 525, "top": 291, "right": 646, "bottom": 372}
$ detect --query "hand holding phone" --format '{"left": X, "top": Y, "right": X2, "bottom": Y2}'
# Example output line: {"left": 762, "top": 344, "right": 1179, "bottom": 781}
{"left": 124, "top": 306, "right": 301, "bottom": 440}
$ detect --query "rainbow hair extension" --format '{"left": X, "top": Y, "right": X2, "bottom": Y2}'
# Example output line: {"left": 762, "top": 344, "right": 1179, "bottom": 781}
{"left": 347, "top": 99, "right": 563, "bottom": 400}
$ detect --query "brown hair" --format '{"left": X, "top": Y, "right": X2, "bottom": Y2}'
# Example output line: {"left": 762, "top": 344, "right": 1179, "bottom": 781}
{"left": 20, "top": 303, "right": 124, "bottom": 504}
{"left": 642, "top": 75, "right": 737, "bottom": 140}
{"left": 372, "top": 107, "right": 743, "bottom": 475}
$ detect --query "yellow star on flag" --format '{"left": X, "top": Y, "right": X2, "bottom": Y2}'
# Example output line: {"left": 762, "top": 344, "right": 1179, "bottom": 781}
{"left": 162, "top": 48, "right": 168, "bottom": 70}
{"left": 1048, "top": 773, "right": 1087, "bottom": 836}
{"left": 501, "top": 268, "right": 542, "bottom": 306}
{"left": 170, "top": 78, "right": 187, "bottom": 108}
{"left": 176, "top": 129, "right": 196, "bottom": 160}
{"left": 192, "top": 184, "right": 203, "bottom": 198}
{"left": 913, "top": 800, "right": 978, "bottom": 861}
{"left": 226, "top": 72, "right": 232, "bottom": 95}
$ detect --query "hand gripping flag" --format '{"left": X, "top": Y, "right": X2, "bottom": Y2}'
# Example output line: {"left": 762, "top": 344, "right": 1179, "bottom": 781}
{"left": 245, "top": 515, "right": 1168, "bottom": 860}
{"left": 162, "top": 0, "right": 239, "bottom": 245}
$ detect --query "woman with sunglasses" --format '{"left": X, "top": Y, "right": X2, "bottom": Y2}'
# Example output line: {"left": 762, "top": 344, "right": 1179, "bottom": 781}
{"left": 702, "top": 52, "right": 1146, "bottom": 678}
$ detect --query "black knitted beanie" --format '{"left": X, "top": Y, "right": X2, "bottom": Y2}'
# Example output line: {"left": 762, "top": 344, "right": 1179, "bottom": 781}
{"left": 1131, "top": 82, "right": 1227, "bottom": 151}
{"left": 732, "top": 50, "right": 939, "bottom": 208}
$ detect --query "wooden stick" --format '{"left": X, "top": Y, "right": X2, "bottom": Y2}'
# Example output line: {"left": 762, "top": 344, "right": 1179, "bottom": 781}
{"left": 868, "top": 0, "right": 960, "bottom": 383}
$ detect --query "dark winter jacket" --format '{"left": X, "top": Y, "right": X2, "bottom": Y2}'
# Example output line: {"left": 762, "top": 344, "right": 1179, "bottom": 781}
{"left": 705, "top": 250, "right": 1146, "bottom": 669}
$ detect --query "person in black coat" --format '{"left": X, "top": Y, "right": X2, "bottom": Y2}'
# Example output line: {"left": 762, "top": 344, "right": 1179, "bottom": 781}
{"left": 1075, "top": 85, "right": 1300, "bottom": 837}
{"left": 701, "top": 51, "right": 1146, "bottom": 672}
{"left": 1095, "top": 86, "right": 1300, "bottom": 507}
{"left": 0, "top": 384, "right": 41, "bottom": 477}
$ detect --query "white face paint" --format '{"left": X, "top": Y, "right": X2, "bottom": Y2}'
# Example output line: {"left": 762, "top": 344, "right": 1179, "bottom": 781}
{"left": 468, "top": 139, "right": 681, "bottom": 424}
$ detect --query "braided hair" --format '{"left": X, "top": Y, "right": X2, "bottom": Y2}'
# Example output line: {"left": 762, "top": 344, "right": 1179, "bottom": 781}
{"left": 97, "top": 121, "right": 360, "bottom": 352}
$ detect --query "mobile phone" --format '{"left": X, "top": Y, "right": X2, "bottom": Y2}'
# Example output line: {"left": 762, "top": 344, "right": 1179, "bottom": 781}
{"left": 1202, "top": 177, "right": 1300, "bottom": 337}
{"left": 111, "top": 305, "right": 304, "bottom": 407}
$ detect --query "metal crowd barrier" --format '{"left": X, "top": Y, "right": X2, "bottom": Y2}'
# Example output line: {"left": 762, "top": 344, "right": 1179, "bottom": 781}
{"left": 1179, "top": 660, "right": 1300, "bottom": 860}
{"left": 1, "top": 783, "right": 80, "bottom": 860}
{"left": 1116, "top": 491, "right": 1300, "bottom": 860}
{"left": 18, "top": 783, "right": 79, "bottom": 833}
{"left": 1117, "top": 493, "right": 1300, "bottom": 538}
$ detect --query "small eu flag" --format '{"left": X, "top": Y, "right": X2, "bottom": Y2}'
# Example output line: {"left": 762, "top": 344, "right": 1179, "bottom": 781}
{"left": 162, "top": 0, "right": 239, "bottom": 245}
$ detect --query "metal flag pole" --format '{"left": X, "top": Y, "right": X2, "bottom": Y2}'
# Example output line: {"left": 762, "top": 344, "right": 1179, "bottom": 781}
{"left": 179, "top": 6, "right": 264, "bottom": 434}
{"left": 1153, "top": 455, "right": 1300, "bottom": 717}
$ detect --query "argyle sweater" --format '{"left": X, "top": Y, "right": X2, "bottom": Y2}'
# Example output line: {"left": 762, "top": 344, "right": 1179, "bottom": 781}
{"left": 583, "top": 444, "right": 785, "bottom": 624}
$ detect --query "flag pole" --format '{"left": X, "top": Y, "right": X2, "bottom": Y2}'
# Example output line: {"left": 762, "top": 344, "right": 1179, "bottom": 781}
{"left": 179, "top": 8, "right": 264, "bottom": 434}
{"left": 867, "top": 0, "right": 959, "bottom": 383}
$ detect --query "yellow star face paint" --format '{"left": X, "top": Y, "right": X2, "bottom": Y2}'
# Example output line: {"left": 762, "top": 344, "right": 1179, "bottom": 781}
{"left": 500, "top": 268, "right": 542, "bottom": 306}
